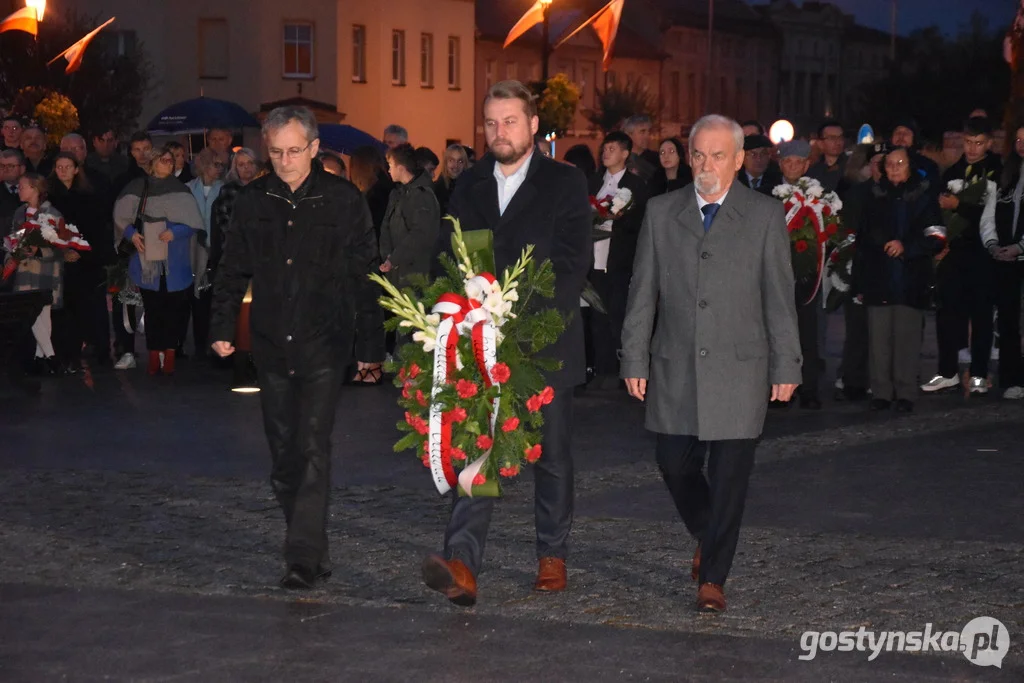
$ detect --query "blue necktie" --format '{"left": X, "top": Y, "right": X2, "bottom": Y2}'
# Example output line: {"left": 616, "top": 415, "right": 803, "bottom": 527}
{"left": 701, "top": 203, "right": 720, "bottom": 233}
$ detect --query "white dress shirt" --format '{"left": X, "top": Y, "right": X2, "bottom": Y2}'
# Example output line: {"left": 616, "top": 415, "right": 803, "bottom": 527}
{"left": 594, "top": 167, "right": 626, "bottom": 271}
{"left": 494, "top": 149, "right": 534, "bottom": 216}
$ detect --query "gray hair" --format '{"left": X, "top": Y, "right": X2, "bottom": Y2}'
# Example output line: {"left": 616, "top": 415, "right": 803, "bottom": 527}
{"left": 61, "top": 133, "right": 86, "bottom": 146}
{"left": 689, "top": 115, "right": 744, "bottom": 154}
{"left": 226, "top": 147, "right": 258, "bottom": 183}
{"left": 383, "top": 124, "right": 408, "bottom": 141}
{"left": 0, "top": 148, "right": 25, "bottom": 164}
{"left": 262, "top": 106, "right": 319, "bottom": 143}
{"left": 623, "top": 114, "right": 652, "bottom": 132}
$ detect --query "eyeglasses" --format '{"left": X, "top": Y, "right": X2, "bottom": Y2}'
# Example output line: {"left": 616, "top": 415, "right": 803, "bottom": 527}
{"left": 0, "top": 162, "right": 22, "bottom": 170}
{"left": 268, "top": 142, "right": 313, "bottom": 160}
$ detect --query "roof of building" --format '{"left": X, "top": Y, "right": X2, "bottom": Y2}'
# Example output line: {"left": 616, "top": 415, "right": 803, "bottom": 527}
{"left": 475, "top": 0, "right": 667, "bottom": 61}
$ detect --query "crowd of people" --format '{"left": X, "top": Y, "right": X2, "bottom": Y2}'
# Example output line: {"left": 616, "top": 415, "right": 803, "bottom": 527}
{"left": 2, "top": 103, "right": 1023, "bottom": 409}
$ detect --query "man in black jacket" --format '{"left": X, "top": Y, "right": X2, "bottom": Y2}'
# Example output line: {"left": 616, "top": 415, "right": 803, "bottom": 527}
{"left": 736, "top": 134, "right": 782, "bottom": 195}
{"left": 421, "top": 80, "right": 591, "bottom": 606}
{"left": 588, "top": 130, "right": 648, "bottom": 380}
{"left": 210, "top": 106, "right": 379, "bottom": 590}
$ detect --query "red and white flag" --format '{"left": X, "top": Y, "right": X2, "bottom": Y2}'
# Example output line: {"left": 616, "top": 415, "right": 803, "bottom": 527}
{"left": 0, "top": 7, "right": 38, "bottom": 37}
{"left": 48, "top": 17, "right": 116, "bottom": 74}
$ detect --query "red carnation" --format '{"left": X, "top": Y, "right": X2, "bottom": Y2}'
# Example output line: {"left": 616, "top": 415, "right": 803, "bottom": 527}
{"left": 501, "top": 416, "right": 520, "bottom": 432}
{"left": 490, "top": 363, "right": 511, "bottom": 384}
{"left": 405, "top": 412, "right": 429, "bottom": 435}
{"left": 524, "top": 444, "right": 543, "bottom": 463}
{"left": 449, "top": 406, "right": 467, "bottom": 422}
{"left": 526, "top": 395, "right": 543, "bottom": 413}
{"left": 456, "top": 379, "right": 478, "bottom": 399}
{"left": 402, "top": 381, "right": 412, "bottom": 399}
{"left": 472, "top": 473, "right": 487, "bottom": 486}
{"left": 795, "top": 240, "right": 809, "bottom": 253}
{"left": 499, "top": 465, "right": 520, "bottom": 478}
{"left": 416, "top": 390, "right": 428, "bottom": 407}
{"left": 450, "top": 447, "right": 467, "bottom": 461}
{"left": 476, "top": 435, "right": 493, "bottom": 450}
{"left": 398, "top": 367, "right": 407, "bottom": 381}
{"left": 421, "top": 453, "right": 430, "bottom": 468}
{"left": 409, "top": 363, "right": 421, "bottom": 379}
{"left": 822, "top": 206, "right": 832, "bottom": 217}
{"left": 540, "top": 386, "right": 555, "bottom": 405}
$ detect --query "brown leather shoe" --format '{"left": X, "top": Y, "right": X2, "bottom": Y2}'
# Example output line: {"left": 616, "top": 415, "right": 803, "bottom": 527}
{"left": 696, "top": 582, "right": 726, "bottom": 613}
{"left": 533, "top": 557, "right": 567, "bottom": 592}
{"left": 422, "top": 554, "right": 477, "bottom": 607}
{"left": 691, "top": 544, "right": 701, "bottom": 583}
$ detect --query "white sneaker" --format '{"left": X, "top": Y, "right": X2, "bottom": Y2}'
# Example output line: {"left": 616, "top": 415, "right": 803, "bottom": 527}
{"left": 1003, "top": 386, "right": 1024, "bottom": 400}
{"left": 958, "top": 348, "right": 971, "bottom": 364}
{"left": 114, "top": 352, "right": 136, "bottom": 370}
{"left": 921, "top": 375, "right": 958, "bottom": 392}
{"left": 967, "top": 377, "right": 989, "bottom": 394}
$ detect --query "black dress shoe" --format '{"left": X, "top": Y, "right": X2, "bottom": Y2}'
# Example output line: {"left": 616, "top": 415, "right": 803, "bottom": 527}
{"left": 869, "top": 398, "right": 892, "bottom": 411}
{"left": 280, "top": 564, "right": 316, "bottom": 590}
{"left": 894, "top": 399, "right": 914, "bottom": 413}
{"left": 799, "top": 396, "right": 822, "bottom": 410}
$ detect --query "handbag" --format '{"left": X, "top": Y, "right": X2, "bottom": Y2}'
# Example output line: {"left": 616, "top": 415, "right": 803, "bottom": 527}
{"left": 116, "top": 176, "right": 150, "bottom": 258}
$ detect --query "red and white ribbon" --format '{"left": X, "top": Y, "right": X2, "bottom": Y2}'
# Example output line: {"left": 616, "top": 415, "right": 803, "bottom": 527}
{"left": 426, "top": 273, "right": 502, "bottom": 496}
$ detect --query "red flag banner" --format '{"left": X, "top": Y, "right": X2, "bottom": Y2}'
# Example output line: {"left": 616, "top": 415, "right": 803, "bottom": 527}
{"left": 0, "top": 7, "right": 38, "bottom": 37}
{"left": 48, "top": 17, "right": 116, "bottom": 74}
{"left": 554, "top": 0, "right": 625, "bottom": 71}
{"left": 504, "top": 1, "right": 547, "bottom": 49}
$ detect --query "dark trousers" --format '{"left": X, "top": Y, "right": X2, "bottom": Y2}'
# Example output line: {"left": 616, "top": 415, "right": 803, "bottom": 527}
{"left": 444, "top": 390, "right": 574, "bottom": 575}
{"left": 113, "top": 301, "right": 138, "bottom": 356}
{"left": 654, "top": 434, "right": 756, "bottom": 586}
{"left": 936, "top": 252, "right": 994, "bottom": 378}
{"left": 840, "top": 301, "right": 869, "bottom": 390}
{"left": 139, "top": 286, "right": 189, "bottom": 351}
{"left": 797, "top": 294, "right": 821, "bottom": 399}
{"left": 867, "top": 305, "right": 924, "bottom": 401}
{"left": 995, "top": 261, "right": 1024, "bottom": 388}
{"left": 178, "top": 286, "right": 211, "bottom": 353}
{"left": 52, "top": 278, "right": 109, "bottom": 365}
{"left": 586, "top": 270, "right": 630, "bottom": 376}
{"left": 258, "top": 363, "right": 342, "bottom": 570}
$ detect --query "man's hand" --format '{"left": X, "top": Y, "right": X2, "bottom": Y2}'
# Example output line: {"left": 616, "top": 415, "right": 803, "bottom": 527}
{"left": 158, "top": 230, "right": 174, "bottom": 243}
{"left": 771, "top": 384, "right": 799, "bottom": 402}
{"left": 625, "top": 377, "right": 647, "bottom": 401}
{"left": 938, "top": 193, "right": 959, "bottom": 211}
{"left": 131, "top": 233, "right": 145, "bottom": 252}
{"left": 994, "top": 245, "right": 1022, "bottom": 262}
{"left": 379, "top": 258, "right": 392, "bottom": 273}
{"left": 884, "top": 240, "right": 904, "bottom": 258}
{"left": 64, "top": 250, "right": 80, "bottom": 263}
{"left": 211, "top": 341, "right": 235, "bottom": 358}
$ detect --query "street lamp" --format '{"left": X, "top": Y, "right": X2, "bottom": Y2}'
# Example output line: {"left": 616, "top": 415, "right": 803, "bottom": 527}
{"left": 540, "top": 0, "right": 553, "bottom": 82}
{"left": 25, "top": 0, "right": 45, "bottom": 22}
{"left": 769, "top": 119, "right": 794, "bottom": 144}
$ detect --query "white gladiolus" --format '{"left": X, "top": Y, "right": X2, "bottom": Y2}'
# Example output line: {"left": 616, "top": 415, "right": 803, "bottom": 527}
{"left": 947, "top": 179, "right": 965, "bottom": 194}
{"left": 424, "top": 313, "right": 441, "bottom": 328}
{"left": 412, "top": 331, "right": 436, "bottom": 354}
{"left": 464, "top": 279, "right": 484, "bottom": 302}
{"left": 40, "top": 226, "right": 59, "bottom": 242}
{"left": 503, "top": 289, "right": 519, "bottom": 302}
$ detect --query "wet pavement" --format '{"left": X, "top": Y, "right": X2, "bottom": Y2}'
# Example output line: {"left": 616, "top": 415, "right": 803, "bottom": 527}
{"left": 1, "top": 316, "right": 1022, "bottom": 681}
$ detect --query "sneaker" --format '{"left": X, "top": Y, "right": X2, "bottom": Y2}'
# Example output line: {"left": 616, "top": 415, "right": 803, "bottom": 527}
{"left": 967, "top": 377, "right": 989, "bottom": 395}
{"left": 920, "top": 375, "right": 958, "bottom": 392}
{"left": 114, "top": 352, "right": 136, "bottom": 370}
{"left": 1003, "top": 386, "right": 1024, "bottom": 400}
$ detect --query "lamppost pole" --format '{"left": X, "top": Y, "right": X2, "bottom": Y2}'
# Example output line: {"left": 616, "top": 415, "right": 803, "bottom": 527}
{"left": 541, "top": 0, "right": 552, "bottom": 82}
{"left": 705, "top": 0, "right": 714, "bottom": 113}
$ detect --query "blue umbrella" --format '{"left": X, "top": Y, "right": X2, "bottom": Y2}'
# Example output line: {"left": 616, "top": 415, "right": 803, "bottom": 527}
{"left": 147, "top": 97, "right": 260, "bottom": 133}
{"left": 317, "top": 123, "right": 385, "bottom": 155}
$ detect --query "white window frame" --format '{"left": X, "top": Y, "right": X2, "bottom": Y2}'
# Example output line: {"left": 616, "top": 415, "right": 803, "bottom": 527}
{"left": 283, "top": 22, "right": 314, "bottom": 79}
{"left": 392, "top": 30, "right": 406, "bottom": 86}
{"left": 420, "top": 33, "right": 434, "bottom": 87}
{"left": 352, "top": 24, "right": 366, "bottom": 83}
{"left": 447, "top": 36, "right": 461, "bottom": 89}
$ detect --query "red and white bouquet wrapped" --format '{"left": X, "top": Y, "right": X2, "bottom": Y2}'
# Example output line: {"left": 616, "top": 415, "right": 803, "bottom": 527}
{"left": 772, "top": 177, "right": 843, "bottom": 305}
{"left": 2, "top": 211, "right": 91, "bottom": 280}
{"left": 589, "top": 187, "right": 634, "bottom": 236}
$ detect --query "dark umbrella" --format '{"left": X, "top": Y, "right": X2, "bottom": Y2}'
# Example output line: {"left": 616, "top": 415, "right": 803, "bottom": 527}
{"left": 317, "top": 124, "right": 385, "bottom": 155}
{"left": 147, "top": 97, "right": 260, "bottom": 133}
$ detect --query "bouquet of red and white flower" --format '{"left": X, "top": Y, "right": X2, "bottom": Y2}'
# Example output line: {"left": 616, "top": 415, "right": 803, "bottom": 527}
{"left": 2, "top": 211, "right": 91, "bottom": 280}
{"left": 370, "top": 218, "right": 565, "bottom": 497}
{"left": 772, "top": 177, "right": 843, "bottom": 305}
{"left": 589, "top": 186, "right": 633, "bottom": 237}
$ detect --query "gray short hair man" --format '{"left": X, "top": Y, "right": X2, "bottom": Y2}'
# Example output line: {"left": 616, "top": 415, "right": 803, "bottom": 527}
{"left": 620, "top": 112, "right": 801, "bottom": 614}
{"left": 383, "top": 124, "right": 408, "bottom": 149}
{"left": 60, "top": 133, "right": 88, "bottom": 164}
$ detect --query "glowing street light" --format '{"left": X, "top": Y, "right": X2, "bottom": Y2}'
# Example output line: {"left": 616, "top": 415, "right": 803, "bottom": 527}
{"left": 769, "top": 119, "right": 794, "bottom": 145}
{"left": 25, "top": 0, "right": 45, "bottom": 22}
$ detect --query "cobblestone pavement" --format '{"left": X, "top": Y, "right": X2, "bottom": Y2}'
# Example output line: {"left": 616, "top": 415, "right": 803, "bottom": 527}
{"left": 0, "top": 355, "right": 1022, "bottom": 681}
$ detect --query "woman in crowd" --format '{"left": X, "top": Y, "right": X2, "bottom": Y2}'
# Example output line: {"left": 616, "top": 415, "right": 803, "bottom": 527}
{"left": 993, "top": 126, "right": 1024, "bottom": 400}
{"left": 48, "top": 152, "right": 108, "bottom": 374}
{"left": 853, "top": 147, "right": 943, "bottom": 413}
{"left": 8, "top": 173, "right": 65, "bottom": 375}
{"left": 655, "top": 137, "right": 693, "bottom": 194}
{"left": 415, "top": 147, "right": 439, "bottom": 179}
{"left": 182, "top": 148, "right": 224, "bottom": 357}
{"left": 168, "top": 142, "right": 193, "bottom": 183}
{"left": 564, "top": 144, "right": 597, "bottom": 177}
{"left": 346, "top": 145, "right": 389, "bottom": 385}
{"left": 113, "top": 145, "right": 204, "bottom": 376}
{"left": 432, "top": 143, "right": 469, "bottom": 218}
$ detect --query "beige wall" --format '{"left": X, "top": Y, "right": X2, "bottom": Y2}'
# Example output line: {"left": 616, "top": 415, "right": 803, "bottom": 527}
{"left": 74, "top": 0, "right": 473, "bottom": 157}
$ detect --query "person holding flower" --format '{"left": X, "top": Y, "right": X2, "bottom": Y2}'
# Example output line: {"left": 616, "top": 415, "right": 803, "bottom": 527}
{"left": 113, "top": 145, "right": 204, "bottom": 375}
{"left": 7, "top": 173, "right": 66, "bottom": 374}
{"left": 853, "top": 147, "right": 944, "bottom": 412}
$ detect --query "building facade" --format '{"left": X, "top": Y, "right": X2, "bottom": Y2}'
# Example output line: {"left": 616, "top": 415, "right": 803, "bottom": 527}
{"left": 73, "top": 0, "right": 475, "bottom": 156}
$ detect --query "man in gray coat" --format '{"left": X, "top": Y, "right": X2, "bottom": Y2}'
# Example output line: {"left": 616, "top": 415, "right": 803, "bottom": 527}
{"left": 621, "top": 114, "right": 802, "bottom": 613}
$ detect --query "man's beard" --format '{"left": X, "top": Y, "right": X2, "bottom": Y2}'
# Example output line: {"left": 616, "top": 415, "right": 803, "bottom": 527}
{"left": 694, "top": 172, "right": 721, "bottom": 195}
{"left": 490, "top": 137, "right": 531, "bottom": 165}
